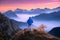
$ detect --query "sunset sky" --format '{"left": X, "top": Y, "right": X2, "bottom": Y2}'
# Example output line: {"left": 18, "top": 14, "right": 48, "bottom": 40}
{"left": 0, "top": 0, "right": 60, "bottom": 12}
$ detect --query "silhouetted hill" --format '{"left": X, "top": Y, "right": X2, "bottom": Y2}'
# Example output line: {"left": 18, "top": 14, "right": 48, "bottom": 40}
{"left": 32, "top": 11, "right": 60, "bottom": 20}
{"left": 0, "top": 12, "right": 20, "bottom": 40}
{"left": 48, "top": 27, "right": 60, "bottom": 38}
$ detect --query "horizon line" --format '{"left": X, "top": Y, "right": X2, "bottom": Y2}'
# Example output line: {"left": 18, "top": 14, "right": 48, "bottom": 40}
{"left": 0, "top": 6, "right": 60, "bottom": 12}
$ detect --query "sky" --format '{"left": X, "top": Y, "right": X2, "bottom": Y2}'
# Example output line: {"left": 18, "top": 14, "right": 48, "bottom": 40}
{"left": 0, "top": 0, "right": 60, "bottom": 12}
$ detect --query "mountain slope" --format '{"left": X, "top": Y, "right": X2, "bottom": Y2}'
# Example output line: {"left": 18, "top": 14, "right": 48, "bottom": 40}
{"left": 0, "top": 12, "right": 20, "bottom": 40}
{"left": 3, "top": 10, "right": 17, "bottom": 18}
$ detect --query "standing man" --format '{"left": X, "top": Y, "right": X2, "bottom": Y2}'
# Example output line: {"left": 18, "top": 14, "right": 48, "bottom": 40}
{"left": 27, "top": 17, "right": 33, "bottom": 29}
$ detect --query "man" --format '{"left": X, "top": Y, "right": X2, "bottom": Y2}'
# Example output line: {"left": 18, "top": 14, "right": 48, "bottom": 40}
{"left": 27, "top": 17, "right": 33, "bottom": 28}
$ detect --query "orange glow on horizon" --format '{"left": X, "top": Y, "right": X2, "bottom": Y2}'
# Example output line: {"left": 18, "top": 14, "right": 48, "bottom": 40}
{"left": 0, "top": 2, "right": 60, "bottom": 12}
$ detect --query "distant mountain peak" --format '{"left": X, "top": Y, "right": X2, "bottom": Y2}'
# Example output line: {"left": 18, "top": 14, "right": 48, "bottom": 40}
{"left": 6, "top": 10, "right": 13, "bottom": 12}
{"left": 53, "top": 7, "right": 60, "bottom": 10}
{"left": 14, "top": 8, "right": 24, "bottom": 13}
{"left": 56, "top": 7, "right": 60, "bottom": 9}
{"left": 16, "top": 8, "right": 23, "bottom": 10}
{"left": 44, "top": 8, "right": 50, "bottom": 10}
{"left": 4, "top": 10, "right": 17, "bottom": 18}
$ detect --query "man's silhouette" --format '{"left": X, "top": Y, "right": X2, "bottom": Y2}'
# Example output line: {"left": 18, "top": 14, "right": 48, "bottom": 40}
{"left": 27, "top": 17, "right": 33, "bottom": 28}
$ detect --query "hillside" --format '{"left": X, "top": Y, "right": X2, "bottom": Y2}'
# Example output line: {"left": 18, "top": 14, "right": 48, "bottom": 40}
{"left": 11, "top": 28, "right": 60, "bottom": 40}
{"left": 0, "top": 12, "right": 20, "bottom": 40}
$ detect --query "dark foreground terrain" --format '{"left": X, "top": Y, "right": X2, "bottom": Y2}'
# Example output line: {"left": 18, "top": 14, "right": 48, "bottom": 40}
{"left": 11, "top": 29, "right": 60, "bottom": 40}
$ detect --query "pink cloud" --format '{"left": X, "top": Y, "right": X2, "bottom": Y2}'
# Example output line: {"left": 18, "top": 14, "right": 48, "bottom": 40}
{"left": 0, "top": 0, "right": 60, "bottom": 4}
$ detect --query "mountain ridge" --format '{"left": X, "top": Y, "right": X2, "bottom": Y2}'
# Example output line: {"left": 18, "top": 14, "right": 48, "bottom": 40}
{"left": 32, "top": 11, "right": 60, "bottom": 20}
